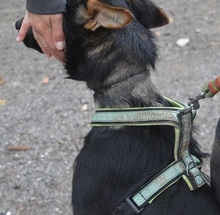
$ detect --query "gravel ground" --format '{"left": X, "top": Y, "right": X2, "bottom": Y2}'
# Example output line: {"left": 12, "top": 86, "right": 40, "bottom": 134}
{"left": 0, "top": 0, "right": 220, "bottom": 214}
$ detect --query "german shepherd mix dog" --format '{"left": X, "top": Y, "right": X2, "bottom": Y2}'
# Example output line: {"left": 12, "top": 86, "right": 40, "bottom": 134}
{"left": 16, "top": 0, "right": 220, "bottom": 214}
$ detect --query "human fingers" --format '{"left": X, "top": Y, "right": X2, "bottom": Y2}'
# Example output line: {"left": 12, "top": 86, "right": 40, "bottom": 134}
{"left": 36, "top": 32, "right": 65, "bottom": 62}
{"left": 31, "top": 16, "right": 64, "bottom": 61}
{"left": 32, "top": 29, "right": 52, "bottom": 58}
{"left": 50, "top": 14, "right": 65, "bottom": 50}
{"left": 31, "top": 19, "right": 60, "bottom": 60}
{"left": 53, "top": 50, "right": 65, "bottom": 62}
{"left": 22, "top": 13, "right": 65, "bottom": 62}
{"left": 17, "top": 12, "right": 31, "bottom": 42}
{"left": 34, "top": 29, "right": 64, "bottom": 62}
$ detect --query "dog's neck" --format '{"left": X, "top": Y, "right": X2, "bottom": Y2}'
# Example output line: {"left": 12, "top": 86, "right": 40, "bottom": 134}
{"left": 65, "top": 24, "right": 159, "bottom": 96}
{"left": 65, "top": 24, "right": 166, "bottom": 109}
{"left": 93, "top": 71, "right": 166, "bottom": 109}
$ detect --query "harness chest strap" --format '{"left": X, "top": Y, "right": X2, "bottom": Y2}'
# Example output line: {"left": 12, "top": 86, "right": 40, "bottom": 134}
{"left": 91, "top": 98, "right": 206, "bottom": 214}
{"left": 125, "top": 155, "right": 203, "bottom": 213}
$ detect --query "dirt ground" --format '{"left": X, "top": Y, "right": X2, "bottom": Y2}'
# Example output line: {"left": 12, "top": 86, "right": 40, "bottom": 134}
{"left": 0, "top": 0, "right": 220, "bottom": 214}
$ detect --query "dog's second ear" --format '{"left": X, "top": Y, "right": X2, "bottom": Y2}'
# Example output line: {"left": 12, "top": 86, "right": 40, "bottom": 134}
{"left": 128, "top": 0, "right": 169, "bottom": 29}
{"left": 84, "top": 0, "right": 133, "bottom": 31}
{"left": 15, "top": 17, "right": 43, "bottom": 54}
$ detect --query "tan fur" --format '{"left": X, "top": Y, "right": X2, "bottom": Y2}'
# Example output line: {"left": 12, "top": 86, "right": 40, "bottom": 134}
{"left": 85, "top": 0, "right": 133, "bottom": 30}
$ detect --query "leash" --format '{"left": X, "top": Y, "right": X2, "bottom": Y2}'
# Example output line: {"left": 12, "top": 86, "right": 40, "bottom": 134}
{"left": 90, "top": 76, "right": 220, "bottom": 215}
{"left": 188, "top": 76, "right": 220, "bottom": 109}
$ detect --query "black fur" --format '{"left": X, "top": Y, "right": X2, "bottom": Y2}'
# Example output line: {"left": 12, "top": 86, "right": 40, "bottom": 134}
{"left": 16, "top": 0, "right": 220, "bottom": 214}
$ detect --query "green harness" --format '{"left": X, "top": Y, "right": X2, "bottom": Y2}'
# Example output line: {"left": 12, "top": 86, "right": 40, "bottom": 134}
{"left": 91, "top": 97, "right": 206, "bottom": 214}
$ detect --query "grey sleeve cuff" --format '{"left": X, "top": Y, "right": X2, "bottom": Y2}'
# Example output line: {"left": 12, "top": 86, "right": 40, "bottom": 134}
{"left": 26, "top": 0, "right": 66, "bottom": 14}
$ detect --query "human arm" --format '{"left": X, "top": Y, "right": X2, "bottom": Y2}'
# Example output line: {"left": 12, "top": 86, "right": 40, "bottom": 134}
{"left": 26, "top": 0, "right": 66, "bottom": 14}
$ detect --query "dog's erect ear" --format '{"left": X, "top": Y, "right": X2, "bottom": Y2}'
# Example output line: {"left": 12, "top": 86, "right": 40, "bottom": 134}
{"left": 127, "top": 0, "right": 169, "bottom": 29}
{"left": 84, "top": 0, "right": 133, "bottom": 31}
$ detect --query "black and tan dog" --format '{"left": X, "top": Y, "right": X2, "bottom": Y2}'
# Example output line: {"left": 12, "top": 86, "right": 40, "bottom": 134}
{"left": 16, "top": 0, "right": 220, "bottom": 214}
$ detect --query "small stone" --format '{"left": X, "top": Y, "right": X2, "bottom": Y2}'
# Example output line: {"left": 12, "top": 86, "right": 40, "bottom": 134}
{"left": 169, "top": 17, "right": 174, "bottom": 24}
{"left": 42, "top": 76, "right": 55, "bottom": 84}
{"left": 195, "top": 29, "right": 201, "bottom": 33}
{"left": 176, "top": 38, "right": 190, "bottom": 47}
{"left": 0, "top": 77, "right": 5, "bottom": 86}
{"left": 42, "top": 77, "right": 50, "bottom": 84}
{"left": 155, "top": 31, "right": 161, "bottom": 36}
{"left": 81, "top": 104, "right": 88, "bottom": 111}
{"left": 0, "top": 100, "right": 7, "bottom": 105}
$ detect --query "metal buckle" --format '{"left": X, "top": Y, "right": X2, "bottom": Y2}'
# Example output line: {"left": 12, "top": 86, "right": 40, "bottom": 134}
{"left": 111, "top": 198, "right": 143, "bottom": 215}
{"left": 188, "top": 93, "right": 205, "bottom": 110}
{"left": 110, "top": 202, "right": 126, "bottom": 215}
{"left": 125, "top": 198, "right": 143, "bottom": 214}
{"left": 185, "top": 161, "right": 196, "bottom": 176}
{"left": 184, "top": 159, "right": 206, "bottom": 190}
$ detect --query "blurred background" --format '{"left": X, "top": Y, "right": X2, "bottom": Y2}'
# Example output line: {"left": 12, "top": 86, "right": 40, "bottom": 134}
{"left": 0, "top": 0, "right": 220, "bottom": 214}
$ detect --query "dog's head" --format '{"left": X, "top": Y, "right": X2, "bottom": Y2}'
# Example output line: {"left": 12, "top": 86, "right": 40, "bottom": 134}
{"left": 16, "top": 0, "right": 169, "bottom": 90}
{"left": 66, "top": 0, "right": 169, "bottom": 32}
{"left": 64, "top": 0, "right": 169, "bottom": 88}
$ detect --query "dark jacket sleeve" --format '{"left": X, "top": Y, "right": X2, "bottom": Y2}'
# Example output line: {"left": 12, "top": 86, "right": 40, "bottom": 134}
{"left": 26, "top": 0, "right": 66, "bottom": 14}
{"left": 211, "top": 118, "right": 220, "bottom": 203}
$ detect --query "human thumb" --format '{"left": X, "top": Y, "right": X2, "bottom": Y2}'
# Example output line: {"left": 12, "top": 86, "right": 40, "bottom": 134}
{"left": 55, "top": 41, "right": 65, "bottom": 50}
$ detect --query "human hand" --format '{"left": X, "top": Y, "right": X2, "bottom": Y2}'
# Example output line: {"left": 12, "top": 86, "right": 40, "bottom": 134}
{"left": 17, "top": 12, "right": 65, "bottom": 62}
